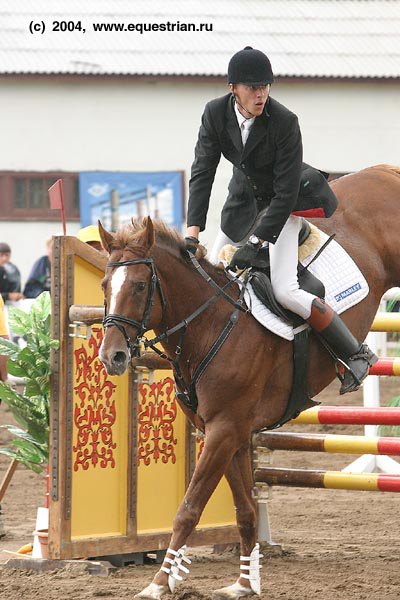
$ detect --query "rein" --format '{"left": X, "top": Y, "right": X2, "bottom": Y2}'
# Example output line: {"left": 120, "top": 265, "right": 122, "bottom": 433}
{"left": 103, "top": 251, "right": 249, "bottom": 412}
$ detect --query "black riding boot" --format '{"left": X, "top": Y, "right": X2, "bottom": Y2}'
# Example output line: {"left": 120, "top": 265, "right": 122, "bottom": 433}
{"left": 307, "top": 298, "right": 378, "bottom": 394}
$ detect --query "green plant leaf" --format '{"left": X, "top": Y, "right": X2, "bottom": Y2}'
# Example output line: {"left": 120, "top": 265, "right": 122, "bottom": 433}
{"left": 0, "top": 338, "right": 20, "bottom": 358}
{"left": 7, "top": 307, "right": 32, "bottom": 335}
{"left": 0, "top": 447, "right": 44, "bottom": 474}
{"left": 18, "top": 346, "right": 39, "bottom": 365}
{"left": 24, "top": 380, "right": 44, "bottom": 397}
{"left": 30, "top": 291, "right": 51, "bottom": 320}
{"left": 0, "top": 382, "right": 26, "bottom": 404}
{"left": 1, "top": 424, "right": 41, "bottom": 445}
{"left": 11, "top": 438, "right": 41, "bottom": 455}
{"left": 0, "top": 292, "right": 52, "bottom": 474}
{"left": 6, "top": 361, "right": 28, "bottom": 377}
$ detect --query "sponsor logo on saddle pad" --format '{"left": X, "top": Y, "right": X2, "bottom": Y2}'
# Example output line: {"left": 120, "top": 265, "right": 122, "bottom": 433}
{"left": 334, "top": 282, "right": 362, "bottom": 302}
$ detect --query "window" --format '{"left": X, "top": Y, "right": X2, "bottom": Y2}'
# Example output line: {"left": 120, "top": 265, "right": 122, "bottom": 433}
{"left": 0, "top": 172, "right": 79, "bottom": 220}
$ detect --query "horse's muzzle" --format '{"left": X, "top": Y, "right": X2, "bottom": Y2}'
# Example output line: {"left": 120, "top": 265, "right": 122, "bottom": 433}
{"left": 99, "top": 343, "right": 129, "bottom": 376}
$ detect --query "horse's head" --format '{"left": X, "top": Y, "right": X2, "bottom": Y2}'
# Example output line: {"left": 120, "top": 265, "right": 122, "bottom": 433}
{"left": 98, "top": 217, "right": 165, "bottom": 376}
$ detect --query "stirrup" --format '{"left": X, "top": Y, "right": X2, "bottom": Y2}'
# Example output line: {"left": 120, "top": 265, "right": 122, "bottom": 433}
{"left": 339, "top": 344, "right": 378, "bottom": 395}
{"left": 160, "top": 545, "right": 191, "bottom": 592}
{"left": 239, "top": 543, "right": 263, "bottom": 595}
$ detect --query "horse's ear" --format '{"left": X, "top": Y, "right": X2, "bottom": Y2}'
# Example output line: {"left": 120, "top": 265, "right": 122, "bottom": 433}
{"left": 98, "top": 220, "right": 114, "bottom": 253}
{"left": 141, "top": 216, "right": 155, "bottom": 250}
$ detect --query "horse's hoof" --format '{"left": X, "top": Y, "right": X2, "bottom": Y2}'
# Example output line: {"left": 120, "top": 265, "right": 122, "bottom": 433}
{"left": 212, "top": 582, "right": 256, "bottom": 599}
{"left": 134, "top": 583, "right": 170, "bottom": 600}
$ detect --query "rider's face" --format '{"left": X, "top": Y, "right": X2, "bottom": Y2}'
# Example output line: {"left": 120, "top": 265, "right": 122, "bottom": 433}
{"left": 231, "top": 83, "right": 270, "bottom": 117}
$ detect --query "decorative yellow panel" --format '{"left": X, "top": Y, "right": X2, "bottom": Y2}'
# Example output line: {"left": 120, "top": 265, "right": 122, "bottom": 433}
{"left": 71, "top": 257, "right": 129, "bottom": 539}
{"left": 136, "top": 371, "right": 187, "bottom": 533}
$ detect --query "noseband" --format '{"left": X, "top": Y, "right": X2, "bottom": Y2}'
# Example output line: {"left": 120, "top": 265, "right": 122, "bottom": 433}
{"left": 103, "top": 257, "right": 166, "bottom": 357}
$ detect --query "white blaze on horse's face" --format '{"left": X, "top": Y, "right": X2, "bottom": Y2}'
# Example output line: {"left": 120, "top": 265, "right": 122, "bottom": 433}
{"left": 109, "top": 266, "right": 128, "bottom": 313}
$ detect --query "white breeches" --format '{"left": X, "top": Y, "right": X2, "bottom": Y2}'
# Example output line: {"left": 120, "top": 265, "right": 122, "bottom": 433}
{"left": 269, "top": 215, "right": 315, "bottom": 319}
{"left": 210, "top": 215, "right": 315, "bottom": 320}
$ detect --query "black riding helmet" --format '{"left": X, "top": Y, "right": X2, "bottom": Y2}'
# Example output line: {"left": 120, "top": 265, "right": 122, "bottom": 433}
{"left": 228, "top": 46, "right": 274, "bottom": 86}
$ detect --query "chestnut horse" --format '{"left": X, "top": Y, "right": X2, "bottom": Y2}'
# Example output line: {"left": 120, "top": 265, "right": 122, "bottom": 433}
{"left": 98, "top": 165, "right": 400, "bottom": 599}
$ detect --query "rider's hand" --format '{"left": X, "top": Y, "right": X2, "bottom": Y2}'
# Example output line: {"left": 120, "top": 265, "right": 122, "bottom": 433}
{"left": 184, "top": 236, "right": 200, "bottom": 255}
{"left": 229, "top": 242, "right": 260, "bottom": 270}
{"left": 229, "top": 236, "right": 269, "bottom": 270}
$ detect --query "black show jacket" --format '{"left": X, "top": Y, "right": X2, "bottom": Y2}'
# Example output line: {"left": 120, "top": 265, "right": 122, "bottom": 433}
{"left": 187, "top": 93, "right": 337, "bottom": 243}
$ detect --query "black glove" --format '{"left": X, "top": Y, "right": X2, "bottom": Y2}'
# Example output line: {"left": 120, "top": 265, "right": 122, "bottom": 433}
{"left": 229, "top": 242, "right": 268, "bottom": 271}
{"left": 184, "top": 236, "right": 200, "bottom": 255}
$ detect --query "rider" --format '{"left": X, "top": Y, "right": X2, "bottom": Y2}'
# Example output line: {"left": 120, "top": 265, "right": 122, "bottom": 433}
{"left": 185, "top": 46, "right": 377, "bottom": 394}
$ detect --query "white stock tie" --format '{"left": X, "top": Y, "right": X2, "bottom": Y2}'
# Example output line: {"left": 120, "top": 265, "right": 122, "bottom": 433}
{"left": 241, "top": 119, "right": 252, "bottom": 146}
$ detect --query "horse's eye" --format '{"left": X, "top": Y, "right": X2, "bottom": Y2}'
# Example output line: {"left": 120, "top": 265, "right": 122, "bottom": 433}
{"left": 136, "top": 282, "right": 146, "bottom": 293}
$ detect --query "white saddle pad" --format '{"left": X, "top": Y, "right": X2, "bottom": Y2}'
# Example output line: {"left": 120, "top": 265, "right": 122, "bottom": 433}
{"left": 244, "top": 231, "right": 369, "bottom": 341}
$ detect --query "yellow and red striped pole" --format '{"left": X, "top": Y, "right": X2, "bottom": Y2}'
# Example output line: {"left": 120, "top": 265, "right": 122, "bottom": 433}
{"left": 255, "top": 467, "right": 400, "bottom": 492}
{"left": 291, "top": 405, "right": 400, "bottom": 425}
{"left": 254, "top": 431, "right": 400, "bottom": 456}
{"left": 369, "top": 357, "right": 400, "bottom": 376}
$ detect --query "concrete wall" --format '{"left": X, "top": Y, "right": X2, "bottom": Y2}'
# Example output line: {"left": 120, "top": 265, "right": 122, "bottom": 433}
{"left": 0, "top": 76, "right": 399, "bottom": 282}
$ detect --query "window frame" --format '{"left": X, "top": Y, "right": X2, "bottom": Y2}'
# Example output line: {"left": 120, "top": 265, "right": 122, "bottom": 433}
{"left": 0, "top": 171, "right": 80, "bottom": 221}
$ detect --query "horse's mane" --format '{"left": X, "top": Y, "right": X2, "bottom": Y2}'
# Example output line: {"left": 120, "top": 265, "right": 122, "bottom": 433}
{"left": 113, "top": 219, "right": 228, "bottom": 283}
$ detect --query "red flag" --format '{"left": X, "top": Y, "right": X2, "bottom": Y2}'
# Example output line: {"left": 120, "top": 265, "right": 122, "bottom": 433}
{"left": 48, "top": 179, "right": 66, "bottom": 235}
{"left": 48, "top": 179, "right": 63, "bottom": 209}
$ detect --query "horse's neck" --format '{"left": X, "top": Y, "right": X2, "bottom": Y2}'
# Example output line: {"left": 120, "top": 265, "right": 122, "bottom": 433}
{"left": 153, "top": 252, "right": 233, "bottom": 365}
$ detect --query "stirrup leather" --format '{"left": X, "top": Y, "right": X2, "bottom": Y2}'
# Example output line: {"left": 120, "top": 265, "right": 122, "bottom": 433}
{"left": 239, "top": 543, "right": 263, "bottom": 595}
{"left": 160, "top": 545, "right": 191, "bottom": 592}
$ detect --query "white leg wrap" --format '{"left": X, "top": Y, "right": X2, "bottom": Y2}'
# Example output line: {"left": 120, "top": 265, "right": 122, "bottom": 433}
{"left": 239, "top": 543, "right": 263, "bottom": 595}
{"left": 160, "top": 545, "right": 191, "bottom": 592}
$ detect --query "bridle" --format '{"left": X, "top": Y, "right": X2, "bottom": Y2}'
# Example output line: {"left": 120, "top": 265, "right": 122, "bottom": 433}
{"left": 102, "top": 250, "right": 249, "bottom": 412}
{"left": 103, "top": 257, "right": 166, "bottom": 357}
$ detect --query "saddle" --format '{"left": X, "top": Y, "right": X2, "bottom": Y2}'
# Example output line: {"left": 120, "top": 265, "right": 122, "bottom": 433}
{"left": 250, "top": 221, "right": 325, "bottom": 325}
{"left": 251, "top": 266, "right": 324, "bottom": 324}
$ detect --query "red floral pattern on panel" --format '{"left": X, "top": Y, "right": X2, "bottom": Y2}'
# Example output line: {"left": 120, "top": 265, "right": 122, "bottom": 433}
{"left": 73, "top": 327, "right": 117, "bottom": 471}
{"left": 137, "top": 377, "right": 177, "bottom": 466}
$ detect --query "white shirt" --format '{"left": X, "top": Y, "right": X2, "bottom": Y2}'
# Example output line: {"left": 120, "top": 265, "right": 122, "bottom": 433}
{"left": 234, "top": 102, "right": 255, "bottom": 146}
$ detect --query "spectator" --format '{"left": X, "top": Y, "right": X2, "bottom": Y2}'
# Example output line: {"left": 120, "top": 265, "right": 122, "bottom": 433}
{"left": 0, "top": 243, "right": 23, "bottom": 303}
{"left": 23, "top": 237, "right": 52, "bottom": 299}
{"left": 77, "top": 225, "right": 108, "bottom": 255}
{"left": 0, "top": 295, "right": 9, "bottom": 538}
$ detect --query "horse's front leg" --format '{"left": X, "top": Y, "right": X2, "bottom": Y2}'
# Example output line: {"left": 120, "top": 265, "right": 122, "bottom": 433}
{"left": 135, "top": 424, "right": 238, "bottom": 600}
{"left": 213, "top": 443, "right": 262, "bottom": 599}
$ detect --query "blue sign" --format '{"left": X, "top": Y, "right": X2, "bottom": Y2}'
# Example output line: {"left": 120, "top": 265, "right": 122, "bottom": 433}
{"left": 79, "top": 171, "right": 184, "bottom": 230}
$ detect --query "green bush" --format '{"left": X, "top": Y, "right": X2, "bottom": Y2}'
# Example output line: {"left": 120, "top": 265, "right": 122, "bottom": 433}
{"left": 0, "top": 292, "right": 58, "bottom": 473}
